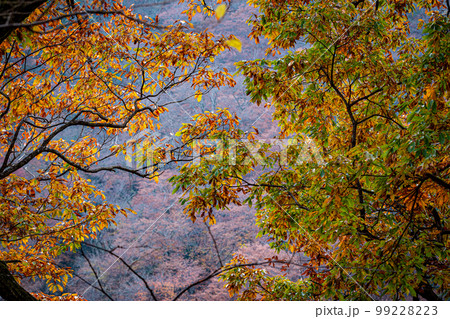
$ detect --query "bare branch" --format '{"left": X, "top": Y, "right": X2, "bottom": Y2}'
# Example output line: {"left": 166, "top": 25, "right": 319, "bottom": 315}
{"left": 80, "top": 246, "right": 114, "bottom": 301}
{"left": 82, "top": 242, "right": 158, "bottom": 301}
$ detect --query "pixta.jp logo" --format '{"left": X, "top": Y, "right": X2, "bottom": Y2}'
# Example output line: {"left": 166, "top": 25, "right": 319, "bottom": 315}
{"left": 124, "top": 130, "right": 324, "bottom": 168}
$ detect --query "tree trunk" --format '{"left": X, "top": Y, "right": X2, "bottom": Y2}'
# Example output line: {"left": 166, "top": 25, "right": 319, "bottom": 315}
{"left": 0, "top": 261, "right": 37, "bottom": 301}
{"left": 0, "top": 0, "right": 47, "bottom": 44}
{"left": 417, "top": 282, "right": 442, "bottom": 301}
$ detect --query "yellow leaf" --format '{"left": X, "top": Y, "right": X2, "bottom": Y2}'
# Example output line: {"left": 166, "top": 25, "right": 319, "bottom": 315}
{"left": 195, "top": 91, "right": 203, "bottom": 102}
{"left": 424, "top": 85, "right": 435, "bottom": 101}
{"left": 215, "top": 4, "right": 227, "bottom": 21}
{"left": 322, "top": 197, "right": 332, "bottom": 208}
{"left": 226, "top": 38, "right": 242, "bottom": 52}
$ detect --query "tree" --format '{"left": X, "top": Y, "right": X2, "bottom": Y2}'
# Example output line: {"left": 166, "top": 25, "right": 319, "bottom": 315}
{"left": 171, "top": 0, "right": 450, "bottom": 300}
{"left": 1, "top": 0, "right": 47, "bottom": 44}
{"left": 0, "top": 0, "right": 235, "bottom": 300}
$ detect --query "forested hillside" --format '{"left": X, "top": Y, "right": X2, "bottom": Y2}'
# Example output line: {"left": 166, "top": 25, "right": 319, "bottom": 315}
{"left": 1, "top": 0, "right": 448, "bottom": 301}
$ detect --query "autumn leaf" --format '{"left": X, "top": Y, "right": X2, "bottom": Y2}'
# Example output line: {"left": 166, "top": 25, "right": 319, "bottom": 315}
{"left": 195, "top": 90, "right": 203, "bottom": 102}
{"left": 215, "top": 4, "right": 227, "bottom": 21}
{"left": 226, "top": 38, "right": 242, "bottom": 52}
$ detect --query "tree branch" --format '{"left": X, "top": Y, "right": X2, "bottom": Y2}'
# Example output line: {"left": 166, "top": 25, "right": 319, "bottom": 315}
{"left": 82, "top": 242, "right": 158, "bottom": 301}
{"left": 204, "top": 222, "right": 223, "bottom": 267}
{"left": 80, "top": 246, "right": 114, "bottom": 301}
{"left": 425, "top": 173, "right": 450, "bottom": 191}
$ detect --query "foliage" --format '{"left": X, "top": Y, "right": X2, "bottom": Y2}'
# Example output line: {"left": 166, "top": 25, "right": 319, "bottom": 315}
{"left": 0, "top": 0, "right": 235, "bottom": 298}
{"left": 171, "top": 0, "right": 450, "bottom": 300}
